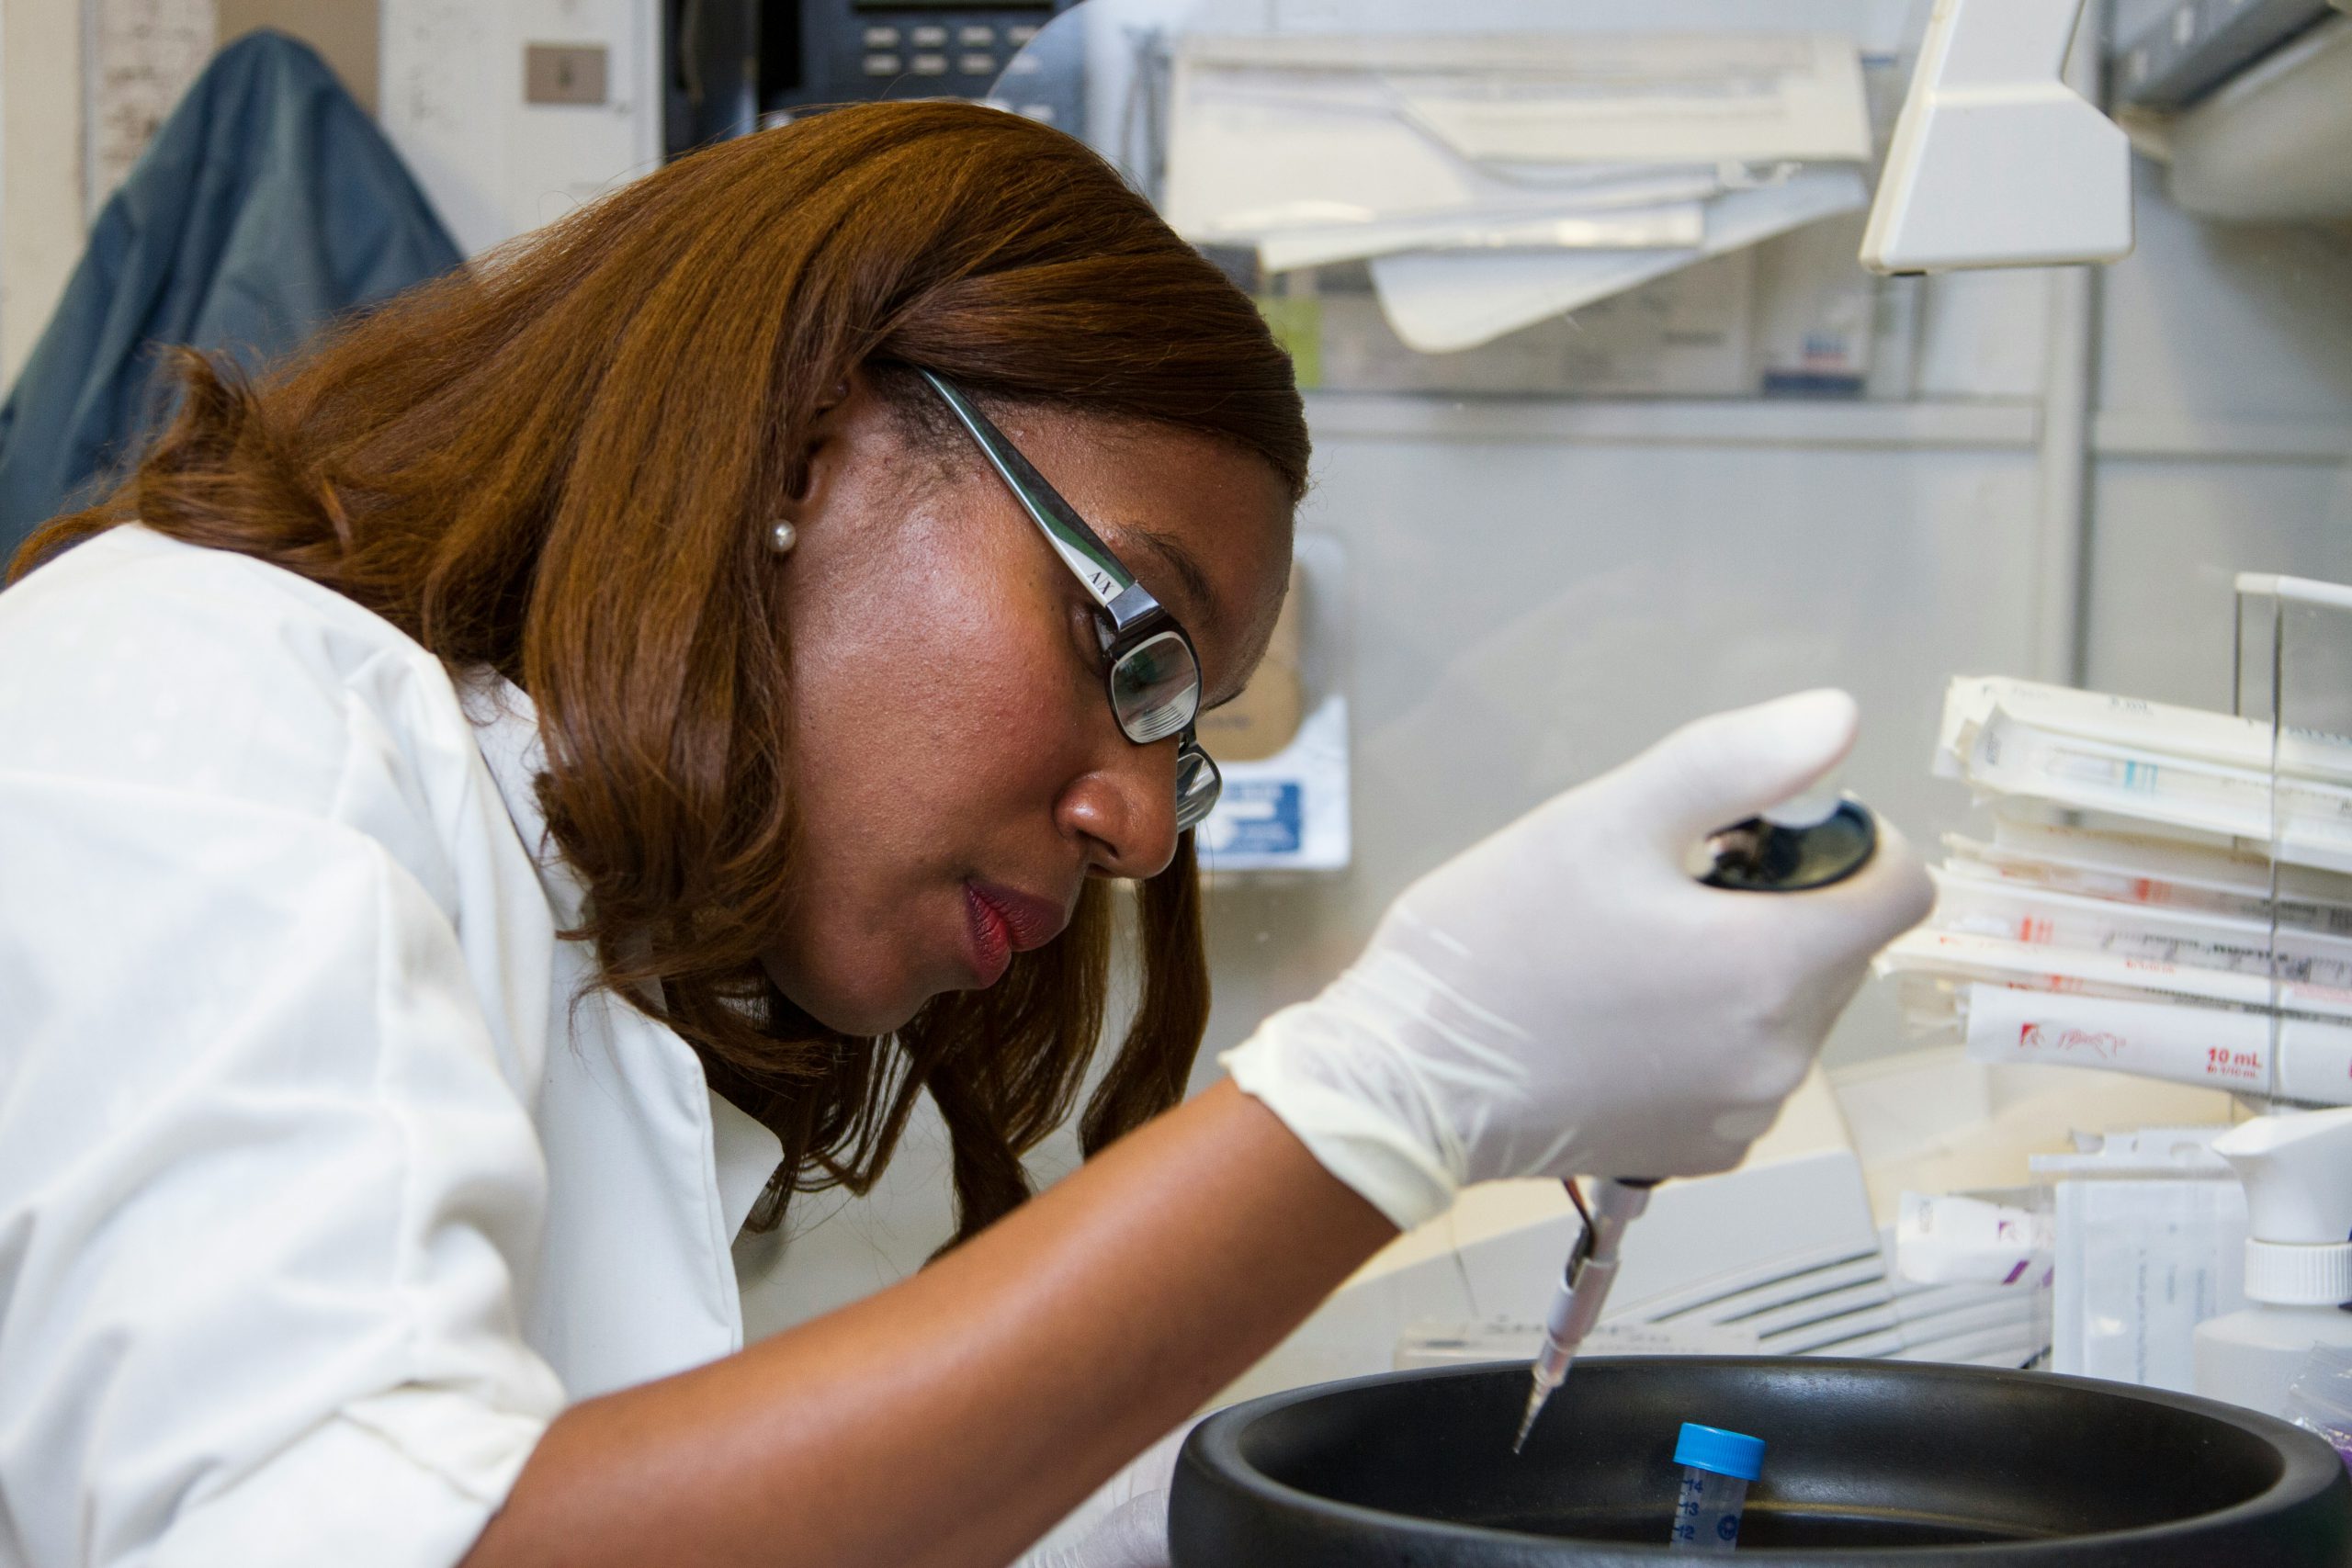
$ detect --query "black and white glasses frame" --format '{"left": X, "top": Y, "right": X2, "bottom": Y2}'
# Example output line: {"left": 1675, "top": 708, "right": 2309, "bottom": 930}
{"left": 917, "top": 368, "right": 1224, "bottom": 835}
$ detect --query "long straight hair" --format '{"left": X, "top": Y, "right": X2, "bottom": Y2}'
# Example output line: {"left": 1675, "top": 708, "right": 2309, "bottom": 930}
{"left": 11, "top": 102, "right": 1309, "bottom": 1244}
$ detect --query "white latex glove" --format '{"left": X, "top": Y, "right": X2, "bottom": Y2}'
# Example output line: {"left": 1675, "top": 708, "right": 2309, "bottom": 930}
{"left": 1011, "top": 1423, "right": 1188, "bottom": 1568}
{"left": 1223, "top": 690, "right": 1934, "bottom": 1231}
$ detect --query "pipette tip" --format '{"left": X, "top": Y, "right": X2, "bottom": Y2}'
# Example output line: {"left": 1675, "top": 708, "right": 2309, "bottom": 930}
{"left": 1510, "top": 1384, "right": 1547, "bottom": 1454}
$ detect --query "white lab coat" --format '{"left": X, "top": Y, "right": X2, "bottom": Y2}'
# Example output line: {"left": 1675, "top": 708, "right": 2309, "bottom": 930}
{"left": 0, "top": 526, "right": 785, "bottom": 1567}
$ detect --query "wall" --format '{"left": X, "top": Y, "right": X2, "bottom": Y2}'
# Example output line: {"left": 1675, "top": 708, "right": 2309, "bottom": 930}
{"left": 219, "top": 0, "right": 376, "bottom": 111}
{"left": 377, "top": 0, "right": 661, "bottom": 258}
{"left": 2086, "top": 161, "right": 2352, "bottom": 708}
{"left": 86, "top": 0, "right": 215, "bottom": 217}
{"left": 2, "top": 0, "right": 87, "bottom": 387}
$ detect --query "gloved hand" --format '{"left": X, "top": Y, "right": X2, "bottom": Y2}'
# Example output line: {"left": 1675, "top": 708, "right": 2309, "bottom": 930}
{"left": 1011, "top": 1423, "right": 1188, "bottom": 1568}
{"left": 1223, "top": 690, "right": 1934, "bottom": 1231}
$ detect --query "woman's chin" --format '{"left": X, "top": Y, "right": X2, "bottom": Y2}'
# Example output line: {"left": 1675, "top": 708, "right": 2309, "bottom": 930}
{"left": 782, "top": 976, "right": 936, "bottom": 1039}
{"left": 758, "top": 944, "right": 933, "bottom": 1037}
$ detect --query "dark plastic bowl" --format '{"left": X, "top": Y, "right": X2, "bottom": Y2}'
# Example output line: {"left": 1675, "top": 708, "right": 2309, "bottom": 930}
{"left": 1170, "top": 1358, "right": 2352, "bottom": 1565}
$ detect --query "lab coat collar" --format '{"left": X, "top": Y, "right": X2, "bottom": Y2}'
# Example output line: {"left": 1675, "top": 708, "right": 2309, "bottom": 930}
{"left": 709, "top": 1093, "right": 782, "bottom": 1241}
{"left": 459, "top": 674, "right": 586, "bottom": 931}
{"left": 460, "top": 671, "right": 784, "bottom": 1242}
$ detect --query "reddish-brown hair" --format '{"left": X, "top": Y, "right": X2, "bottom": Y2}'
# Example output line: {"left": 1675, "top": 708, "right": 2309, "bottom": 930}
{"left": 11, "top": 101, "right": 1308, "bottom": 1243}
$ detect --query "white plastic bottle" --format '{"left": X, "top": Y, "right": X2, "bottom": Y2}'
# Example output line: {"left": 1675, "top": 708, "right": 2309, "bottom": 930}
{"left": 2193, "top": 1106, "right": 2352, "bottom": 1419}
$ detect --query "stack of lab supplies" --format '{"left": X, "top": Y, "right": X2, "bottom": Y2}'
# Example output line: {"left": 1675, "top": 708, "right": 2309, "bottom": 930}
{"left": 1882, "top": 676, "right": 2352, "bottom": 1107}
{"left": 1159, "top": 27, "right": 1876, "bottom": 352}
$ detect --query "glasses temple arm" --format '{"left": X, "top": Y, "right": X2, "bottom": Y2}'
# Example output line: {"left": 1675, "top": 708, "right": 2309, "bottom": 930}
{"left": 917, "top": 369, "right": 1140, "bottom": 614}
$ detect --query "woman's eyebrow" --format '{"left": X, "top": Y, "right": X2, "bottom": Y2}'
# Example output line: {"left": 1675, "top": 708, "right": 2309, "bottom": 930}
{"left": 1102, "top": 520, "right": 1254, "bottom": 705}
{"left": 1121, "top": 525, "right": 1222, "bottom": 644}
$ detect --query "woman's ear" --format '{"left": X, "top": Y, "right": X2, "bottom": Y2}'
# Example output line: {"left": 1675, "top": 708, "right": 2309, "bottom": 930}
{"left": 779, "top": 372, "right": 865, "bottom": 511}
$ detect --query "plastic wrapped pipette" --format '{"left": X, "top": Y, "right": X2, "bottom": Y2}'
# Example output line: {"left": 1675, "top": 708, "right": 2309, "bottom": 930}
{"left": 1510, "top": 788, "right": 1878, "bottom": 1453}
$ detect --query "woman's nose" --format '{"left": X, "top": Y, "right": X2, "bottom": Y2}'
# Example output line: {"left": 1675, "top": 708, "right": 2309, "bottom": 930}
{"left": 1057, "top": 739, "right": 1181, "bottom": 880}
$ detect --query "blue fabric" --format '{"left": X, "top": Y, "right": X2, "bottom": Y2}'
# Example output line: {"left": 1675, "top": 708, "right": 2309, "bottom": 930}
{"left": 0, "top": 30, "right": 461, "bottom": 561}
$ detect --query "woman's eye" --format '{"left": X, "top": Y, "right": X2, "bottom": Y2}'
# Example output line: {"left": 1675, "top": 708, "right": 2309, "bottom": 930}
{"left": 1070, "top": 605, "right": 1110, "bottom": 671}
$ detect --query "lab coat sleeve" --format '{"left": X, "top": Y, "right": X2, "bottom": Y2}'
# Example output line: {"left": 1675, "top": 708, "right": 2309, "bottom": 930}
{"left": 0, "top": 547, "right": 565, "bottom": 1567}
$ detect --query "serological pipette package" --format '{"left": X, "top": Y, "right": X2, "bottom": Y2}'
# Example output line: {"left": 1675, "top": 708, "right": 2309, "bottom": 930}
{"left": 1934, "top": 677, "right": 2352, "bottom": 872}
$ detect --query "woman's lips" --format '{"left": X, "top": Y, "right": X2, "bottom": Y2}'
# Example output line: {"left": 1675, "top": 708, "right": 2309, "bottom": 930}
{"left": 972, "top": 882, "right": 1068, "bottom": 952}
{"left": 964, "top": 886, "right": 1012, "bottom": 987}
{"left": 962, "top": 881, "right": 1069, "bottom": 986}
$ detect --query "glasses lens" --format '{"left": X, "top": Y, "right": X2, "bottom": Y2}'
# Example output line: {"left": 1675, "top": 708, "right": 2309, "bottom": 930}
{"left": 1109, "top": 630, "right": 1200, "bottom": 744}
{"left": 1174, "top": 743, "right": 1221, "bottom": 833}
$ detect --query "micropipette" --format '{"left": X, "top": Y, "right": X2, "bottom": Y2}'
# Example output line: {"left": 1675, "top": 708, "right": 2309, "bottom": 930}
{"left": 1510, "top": 788, "right": 1880, "bottom": 1454}
{"left": 1510, "top": 1176, "right": 1655, "bottom": 1452}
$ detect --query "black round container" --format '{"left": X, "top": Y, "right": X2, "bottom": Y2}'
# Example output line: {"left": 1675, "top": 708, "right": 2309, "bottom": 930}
{"left": 1170, "top": 1358, "right": 2352, "bottom": 1566}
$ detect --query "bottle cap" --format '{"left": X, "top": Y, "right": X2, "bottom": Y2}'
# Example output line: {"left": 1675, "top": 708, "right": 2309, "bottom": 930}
{"left": 1675, "top": 1421, "right": 1766, "bottom": 1482}
{"left": 2244, "top": 1237, "right": 2352, "bottom": 1306}
{"left": 2215, "top": 1108, "right": 2352, "bottom": 1247}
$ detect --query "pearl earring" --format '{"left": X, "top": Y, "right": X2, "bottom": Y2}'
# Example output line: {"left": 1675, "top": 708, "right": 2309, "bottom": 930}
{"left": 766, "top": 520, "right": 797, "bottom": 555}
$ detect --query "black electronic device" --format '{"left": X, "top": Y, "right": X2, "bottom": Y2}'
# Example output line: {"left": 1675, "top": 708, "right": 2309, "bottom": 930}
{"left": 664, "top": 0, "right": 1086, "bottom": 159}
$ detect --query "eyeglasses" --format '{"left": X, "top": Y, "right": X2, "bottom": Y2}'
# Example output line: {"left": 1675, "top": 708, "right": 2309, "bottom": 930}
{"left": 918, "top": 369, "right": 1223, "bottom": 835}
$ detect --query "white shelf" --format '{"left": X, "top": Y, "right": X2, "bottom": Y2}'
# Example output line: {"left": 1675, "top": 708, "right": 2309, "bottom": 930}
{"left": 1302, "top": 393, "right": 2352, "bottom": 465}
{"left": 2093, "top": 410, "right": 2352, "bottom": 463}
{"left": 1302, "top": 393, "right": 2042, "bottom": 452}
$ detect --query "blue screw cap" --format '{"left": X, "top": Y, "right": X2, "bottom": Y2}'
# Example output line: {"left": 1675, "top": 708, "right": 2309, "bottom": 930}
{"left": 1675, "top": 1421, "right": 1766, "bottom": 1482}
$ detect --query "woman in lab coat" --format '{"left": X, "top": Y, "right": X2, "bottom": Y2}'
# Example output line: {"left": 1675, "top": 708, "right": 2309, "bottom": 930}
{"left": 0, "top": 102, "right": 1930, "bottom": 1568}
